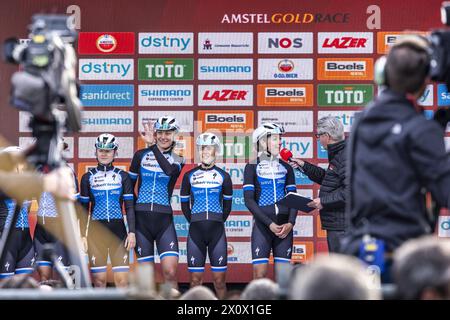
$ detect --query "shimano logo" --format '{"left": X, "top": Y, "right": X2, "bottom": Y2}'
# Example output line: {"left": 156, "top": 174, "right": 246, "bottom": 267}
{"left": 140, "top": 89, "right": 191, "bottom": 97}
{"left": 200, "top": 65, "right": 251, "bottom": 73}
{"left": 82, "top": 118, "right": 132, "bottom": 125}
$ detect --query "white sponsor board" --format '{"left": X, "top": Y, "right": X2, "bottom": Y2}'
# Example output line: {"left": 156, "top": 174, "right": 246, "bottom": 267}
{"left": 258, "top": 32, "right": 314, "bottom": 54}
{"left": 198, "top": 85, "right": 253, "bottom": 106}
{"left": 258, "top": 58, "right": 313, "bottom": 80}
{"left": 198, "top": 32, "right": 253, "bottom": 54}
{"left": 198, "top": 59, "right": 253, "bottom": 80}
{"left": 281, "top": 137, "right": 313, "bottom": 158}
{"left": 258, "top": 111, "right": 313, "bottom": 132}
{"left": 318, "top": 32, "right": 373, "bottom": 54}
{"left": 293, "top": 215, "right": 314, "bottom": 237}
{"left": 318, "top": 110, "right": 358, "bottom": 133}
{"left": 138, "top": 85, "right": 194, "bottom": 106}
{"left": 81, "top": 111, "right": 134, "bottom": 132}
{"left": 138, "top": 111, "right": 193, "bottom": 133}
{"left": 78, "top": 59, "right": 134, "bottom": 80}
{"left": 78, "top": 137, "right": 134, "bottom": 158}
{"left": 138, "top": 32, "right": 194, "bottom": 54}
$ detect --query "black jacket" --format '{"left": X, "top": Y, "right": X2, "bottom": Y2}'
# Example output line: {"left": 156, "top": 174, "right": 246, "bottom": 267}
{"left": 302, "top": 140, "right": 347, "bottom": 231}
{"left": 342, "top": 89, "right": 450, "bottom": 254}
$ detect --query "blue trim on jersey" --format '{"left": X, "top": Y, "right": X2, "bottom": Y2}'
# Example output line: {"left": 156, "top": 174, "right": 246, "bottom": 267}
{"left": 243, "top": 184, "right": 255, "bottom": 191}
{"left": 160, "top": 251, "right": 179, "bottom": 260}
{"left": 137, "top": 256, "right": 154, "bottom": 263}
{"left": 0, "top": 273, "right": 14, "bottom": 279}
{"left": 79, "top": 196, "right": 90, "bottom": 203}
{"left": 252, "top": 258, "right": 269, "bottom": 265}
{"left": 180, "top": 196, "right": 190, "bottom": 203}
{"left": 211, "top": 266, "right": 227, "bottom": 272}
{"left": 90, "top": 267, "right": 107, "bottom": 273}
{"left": 112, "top": 266, "right": 130, "bottom": 273}
{"left": 15, "top": 268, "right": 33, "bottom": 274}
{"left": 274, "top": 257, "right": 291, "bottom": 264}
{"left": 223, "top": 194, "right": 232, "bottom": 200}
{"left": 123, "top": 194, "right": 134, "bottom": 201}
{"left": 37, "top": 261, "right": 52, "bottom": 267}
{"left": 128, "top": 171, "right": 138, "bottom": 180}
{"left": 188, "top": 267, "right": 205, "bottom": 273}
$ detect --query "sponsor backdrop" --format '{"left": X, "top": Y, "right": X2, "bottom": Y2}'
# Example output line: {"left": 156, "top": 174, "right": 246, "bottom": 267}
{"left": 1, "top": 0, "right": 449, "bottom": 283}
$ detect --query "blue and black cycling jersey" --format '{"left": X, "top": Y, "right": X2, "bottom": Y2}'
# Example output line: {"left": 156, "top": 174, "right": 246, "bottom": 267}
{"left": 4, "top": 199, "right": 31, "bottom": 230}
{"left": 37, "top": 165, "right": 79, "bottom": 221}
{"left": 129, "top": 144, "right": 184, "bottom": 214}
{"left": 79, "top": 164, "right": 135, "bottom": 235}
{"left": 243, "top": 155, "right": 298, "bottom": 226}
{"left": 180, "top": 165, "right": 233, "bottom": 223}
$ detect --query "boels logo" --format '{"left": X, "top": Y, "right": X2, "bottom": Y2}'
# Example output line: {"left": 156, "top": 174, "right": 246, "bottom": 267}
{"left": 377, "top": 32, "right": 427, "bottom": 54}
{"left": 317, "top": 58, "right": 373, "bottom": 80}
{"left": 257, "top": 84, "right": 313, "bottom": 107}
{"left": 78, "top": 32, "right": 135, "bottom": 55}
{"left": 318, "top": 84, "right": 373, "bottom": 107}
{"left": 198, "top": 110, "right": 254, "bottom": 132}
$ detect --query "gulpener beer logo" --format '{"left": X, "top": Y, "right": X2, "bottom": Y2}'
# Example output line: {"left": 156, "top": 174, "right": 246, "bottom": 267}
{"left": 96, "top": 34, "right": 117, "bottom": 53}
{"left": 278, "top": 59, "right": 294, "bottom": 72}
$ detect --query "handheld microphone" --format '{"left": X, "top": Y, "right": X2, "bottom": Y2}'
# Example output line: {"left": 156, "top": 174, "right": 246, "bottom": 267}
{"left": 280, "top": 148, "right": 293, "bottom": 162}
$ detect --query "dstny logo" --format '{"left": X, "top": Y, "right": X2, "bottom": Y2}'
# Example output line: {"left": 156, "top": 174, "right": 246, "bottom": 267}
{"left": 139, "top": 33, "right": 193, "bottom": 53}
{"left": 138, "top": 59, "right": 194, "bottom": 80}
{"left": 79, "top": 59, "right": 133, "bottom": 80}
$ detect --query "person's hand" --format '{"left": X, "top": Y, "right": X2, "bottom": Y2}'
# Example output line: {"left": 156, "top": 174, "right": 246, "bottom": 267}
{"left": 269, "top": 223, "right": 282, "bottom": 234}
{"left": 276, "top": 223, "right": 293, "bottom": 239}
{"left": 289, "top": 158, "right": 305, "bottom": 169}
{"left": 307, "top": 198, "right": 323, "bottom": 210}
{"left": 139, "top": 121, "right": 156, "bottom": 147}
{"left": 43, "top": 167, "right": 76, "bottom": 200}
{"left": 81, "top": 236, "right": 88, "bottom": 253}
{"left": 125, "top": 232, "right": 136, "bottom": 251}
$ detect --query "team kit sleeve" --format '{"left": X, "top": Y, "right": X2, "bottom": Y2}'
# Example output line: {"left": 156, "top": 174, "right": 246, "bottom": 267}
{"left": 243, "top": 164, "right": 274, "bottom": 227}
{"left": 180, "top": 171, "right": 192, "bottom": 222}
{"left": 285, "top": 164, "right": 298, "bottom": 226}
{"left": 78, "top": 173, "right": 91, "bottom": 236}
{"left": 222, "top": 172, "right": 233, "bottom": 222}
{"left": 121, "top": 171, "right": 135, "bottom": 233}
{"left": 151, "top": 144, "right": 183, "bottom": 177}
{"left": 301, "top": 161, "right": 327, "bottom": 185}
{"left": 128, "top": 150, "right": 142, "bottom": 189}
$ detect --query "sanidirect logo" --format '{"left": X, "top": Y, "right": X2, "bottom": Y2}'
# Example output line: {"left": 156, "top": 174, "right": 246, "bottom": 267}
{"left": 78, "top": 32, "right": 135, "bottom": 55}
{"left": 318, "top": 32, "right": 373, "bottom": 54}
{"left": 138, "top": 58, "right": 194, "bottom": 80}
{"left": 318, "top": 84, "right": 373, "bottom": 106}
{"left": 258, "top": 58, "right": 313, "bottom": 80}
{"left": 138, "top": 85, "right": 193, "bottom": 106}
{"left": 198, "top": 59, "right": 253, "bottom": 80}
{"left": 198, "top": 110, "right": 254, "bottom": 132}
{"left": 198, "top": 85, "right": 253, "bottom": 106}
{"left": 438, "top": 84, "right": 450, "bottom": 106}
{"left": 258, "top": 33, "right": 313, "bottom": 54}
{"left": 79, "top": 59, "right": 134, "bottom": 80}
{"left": 80, "top": 84, "right": 134, "bottom": 107}
{"left": 139, "top": 33, "right": 193, "bottom": 54}
{"left": 257, "top": 84, "right": 314, "bottom": 107}
{"left": 198, "top": 33, "right": 253, "bottom": 54}
{"left": 317, "top": 58, "right": 373, "bottom": 80}
{"left": 221, "top": 13, "right": 350, "bottom": 24}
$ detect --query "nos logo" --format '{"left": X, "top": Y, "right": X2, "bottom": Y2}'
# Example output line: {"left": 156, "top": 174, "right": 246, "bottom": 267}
{"left": 268, "top": 37, "right": 302, "bottom": 49}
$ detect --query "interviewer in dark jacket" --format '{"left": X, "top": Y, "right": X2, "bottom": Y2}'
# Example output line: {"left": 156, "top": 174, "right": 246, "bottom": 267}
{"left": 289, "top": 116, "right": 347, "bottom": 252}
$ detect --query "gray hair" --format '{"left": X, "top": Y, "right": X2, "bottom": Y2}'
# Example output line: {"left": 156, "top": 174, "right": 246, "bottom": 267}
{"left": 289, "top": 254, "right": 381, "bottom": 300}
{"left": 317, "top": 116, "right": 345, "bottom": 142}
{"left": 241, "top": 279, "right": 279, "bottom": 300}
{"left": 393, "top": 236, "right": 450, "bottom": 300}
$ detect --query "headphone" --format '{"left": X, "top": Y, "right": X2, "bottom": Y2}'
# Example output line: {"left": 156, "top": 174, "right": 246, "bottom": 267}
{"left": 374, "top": 34, "right": 432, "bottom": 86}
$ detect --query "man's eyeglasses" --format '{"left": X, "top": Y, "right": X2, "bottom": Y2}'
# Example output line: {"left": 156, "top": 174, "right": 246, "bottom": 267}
{"left": 315, "top": 132, "right": 327, "bottom": 138}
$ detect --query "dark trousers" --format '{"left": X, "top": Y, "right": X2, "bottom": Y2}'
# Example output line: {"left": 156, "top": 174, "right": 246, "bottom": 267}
{"left": 326, "top": 230, "right": 346, "bottom": 253}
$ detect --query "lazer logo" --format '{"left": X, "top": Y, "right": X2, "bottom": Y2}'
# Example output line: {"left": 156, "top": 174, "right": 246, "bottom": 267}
{"left": 206, "top": 115, "right": 245, "bottom": 123}
{"left": 203, "top": 90, "right": 247, "bottom": 101}
{"left": 322, "top": 37, "right": 367, "bottom": 48}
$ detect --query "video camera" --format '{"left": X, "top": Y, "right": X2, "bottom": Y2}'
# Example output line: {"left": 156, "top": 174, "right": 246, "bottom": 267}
{"left": 3, "top": 14, "right": 82, "bottom": 167}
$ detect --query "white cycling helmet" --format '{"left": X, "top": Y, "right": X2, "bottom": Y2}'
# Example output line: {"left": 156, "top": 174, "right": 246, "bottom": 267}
{"left": 95, "top": 133, "right": 118, "bottom": 150}
{"left": 196, "top": 133, "right": 221, "bottom": 148}
{"left": 154, "top": 116, "right": 180, "bottom": 132}
{"left": 252, "top": 122, "right": 285, "bottom": 144}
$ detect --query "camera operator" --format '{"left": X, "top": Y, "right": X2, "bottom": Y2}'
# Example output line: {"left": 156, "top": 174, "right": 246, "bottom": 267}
{"left": 341, "top": 36, "right": 450, "bottom": 279}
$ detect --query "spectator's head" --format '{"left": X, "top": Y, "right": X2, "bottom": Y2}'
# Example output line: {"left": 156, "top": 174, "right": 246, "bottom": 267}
{"left": 179, "top": 286, "right": 217, "bottom": 300}
{"left": 224, "top": 290, "right": 242, "bottom": 300}
{"left": 241, "top": 279, "right": 279, "bottom": 300}
{"left": 385, "top": 35, "right": 430, "bottom": 98}
{"left": 393, "top": 236, "right": 450, "bottom": 300}
{"left": 316, "top": 116, "right": 345, "bottom": 149}
{"left": 289, "top": 254, "right": 380, "bottom": 300}
{"left": 0, "top": 275, "right": 39, "bottom": 289}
